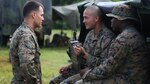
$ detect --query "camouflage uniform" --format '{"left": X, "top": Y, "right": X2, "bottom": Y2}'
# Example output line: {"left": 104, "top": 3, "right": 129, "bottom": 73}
{"left": 9, "top": 22, "right": 42, "bottom": 84}
{"left": 58, "top": 25, "right": 115, "bottom": 84}
{"left": 75, "top": 27, "right": 149, "bottom": 84}
{"left": 74, "top": 4, "right": 149, "bottom": 84}
{"left": 83, "top": 25, "right": 115, "bottom": 68}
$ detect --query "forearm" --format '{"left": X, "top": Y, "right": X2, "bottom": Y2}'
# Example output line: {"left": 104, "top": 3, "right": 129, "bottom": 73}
{"left": 20, "top": 61, "right": 41, "bottom": 84}
{"left": 81, "top": 60, "right": 112, "bottom": 81}
{"left": 83, "top": 40, "right": 128, "bottom": 80}
{"left": 86, "top": 54, "right": 100, "bottom": 68}
{"left": 20, "top": 60, "right": 37, "bottom": 79}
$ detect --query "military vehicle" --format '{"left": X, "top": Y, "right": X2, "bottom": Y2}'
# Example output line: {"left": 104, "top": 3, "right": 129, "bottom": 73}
{"left": 0, "top": 0, "right": 52, "bottom": 46}
{"left": 77, "top": 0, "right": 150, "bottom": 44}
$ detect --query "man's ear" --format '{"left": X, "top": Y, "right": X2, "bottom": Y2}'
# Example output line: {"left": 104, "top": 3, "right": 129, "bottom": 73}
{"left": 95, "top": 16, "right": 99, "bottom": 22}
{"left": 32, "top": 11, "right": 36, "bottom": 19}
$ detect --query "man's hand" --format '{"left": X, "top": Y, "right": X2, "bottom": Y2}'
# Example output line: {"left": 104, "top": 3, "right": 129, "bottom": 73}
{"left": 36, "top": 79, "right": 41, "bottom": 84}
{"left": 79, "top": 68, "right": 90, "bottom": 77}
{"left": 73, "top": 46, "right": 82, "bottom": 56}
{"left": 59, "top": 64, "right": 72, "bottom": 74}
{"left": 73, "top": 46, "right": 88, "bottom": 59}
{"left": 59, "top": 66, "right": 69, "bottom": 74}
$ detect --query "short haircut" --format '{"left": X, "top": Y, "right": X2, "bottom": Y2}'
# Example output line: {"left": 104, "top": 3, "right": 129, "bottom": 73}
{"left": 85, "top": 5, "right": 102, "bottom": 23}
{"left": 23, "top": 0, "right": 44, "bottom": 17}
{"left": 85, "top": 5, "right": 102, "bottom": 18}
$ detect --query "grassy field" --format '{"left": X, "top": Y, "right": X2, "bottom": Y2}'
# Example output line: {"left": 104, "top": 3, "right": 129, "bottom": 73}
{"left": 0, "top": 29, "right": 78, "bottom": 84}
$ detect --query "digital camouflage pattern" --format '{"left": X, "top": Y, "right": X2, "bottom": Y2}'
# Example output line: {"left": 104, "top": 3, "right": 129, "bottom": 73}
{"left": 76, "top": 27, "right": 149, "bottom": 84}
{"left": 83, "top": 25, "right": 115, "bottom": 68}
{"left": 49, "top": 68, "right": 78, "bottom": 84}
{"left": 9, "top": 22, "right": 42, "bottom": 84}
{"left": 106, "top": 4, "right": 138, "bottom": 21}
{"left": 59, "top": 25, "right": 115, "bottom": 84}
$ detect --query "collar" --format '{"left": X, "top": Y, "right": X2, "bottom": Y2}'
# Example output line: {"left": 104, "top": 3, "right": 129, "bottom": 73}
{"left": 22, "top": 22, "right": 34, "bottom": 32}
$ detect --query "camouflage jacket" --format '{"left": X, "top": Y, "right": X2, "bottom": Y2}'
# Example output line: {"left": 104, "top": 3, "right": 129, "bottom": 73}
{"left": 9, "top": 22, "right": 42, "bottom": 84}
{"left": 83, "top": 25, "right": 115, "bottom": 68}
{"left": 83, "top": 27, "right": 149, "bottom": 84}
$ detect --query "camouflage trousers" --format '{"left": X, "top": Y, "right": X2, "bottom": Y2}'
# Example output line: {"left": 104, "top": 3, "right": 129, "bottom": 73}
{"left": 11, "top": 77, "right": 38, "bottom": 84}
{"left": 74, "top": 77, "right": 130, "bottom": 84}
{"left": 60, "top": 74, "right": 128, "bottom": 84}
{"left": 49, "top": 71, "right": 77, "bottom": 84}
{"left": 59, "top": 74, "right": 128, "bottom": 84}
{"left": 75, "top": 79, "right": 118, "bottom": 84}
{"left": 60, "top": 74, "right": 82, "bottom": 84}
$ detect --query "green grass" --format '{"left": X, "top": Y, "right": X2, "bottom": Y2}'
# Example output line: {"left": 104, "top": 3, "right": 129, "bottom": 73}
{"left": 0, "top": 47, "right": 12, "bottom": 84}
{"left": 40, "top": 47, "right": 71, "bottom": 83}
{"left": 0, "top": 29, "right": 78, "bottom": 84}
{"left": 0, "top": 47, "right": 71, "bottom": 84}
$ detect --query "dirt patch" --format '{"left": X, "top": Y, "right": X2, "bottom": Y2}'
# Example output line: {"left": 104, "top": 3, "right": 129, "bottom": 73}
{"left": 0, "top": 56, "right": 10, "bottom": 65}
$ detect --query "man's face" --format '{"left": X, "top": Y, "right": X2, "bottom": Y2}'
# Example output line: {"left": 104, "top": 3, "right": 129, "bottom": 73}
{"left": 83, "top": 9, "right": 97, "bottom": 29}
{"left": 111, "top": 18, "right": 121, "bottom": 32}
{"left": 34, "top": 6, "right": 44, "bottom": 28}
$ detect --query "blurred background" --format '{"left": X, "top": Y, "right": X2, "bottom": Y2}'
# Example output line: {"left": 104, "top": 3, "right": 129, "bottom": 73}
{"left": 0, "top": 0, "right": 121, "bottom": 47}
{"left": 1, "top": 0, "right": 150, "bottom": 84}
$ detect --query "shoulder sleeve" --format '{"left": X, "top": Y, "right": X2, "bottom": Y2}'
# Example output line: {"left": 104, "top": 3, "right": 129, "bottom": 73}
{"left": 18, "top": 34, "right": 38, "bottom": 79}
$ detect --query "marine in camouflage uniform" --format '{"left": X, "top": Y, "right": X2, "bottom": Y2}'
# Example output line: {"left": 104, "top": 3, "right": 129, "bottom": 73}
{"left": 51, "top": 5, "right": 115, "bottom": 84}
{"left": 60, "top": 25, "right": 115, "bottom": 84}
{"left": 75, "top": 4, "right": 149, "bottom": 84}
{"left": 10, "top": 22, "right": 42, "bottom": 84}
{"left": 9, "top": 1, "right": 44, "bottom": 84}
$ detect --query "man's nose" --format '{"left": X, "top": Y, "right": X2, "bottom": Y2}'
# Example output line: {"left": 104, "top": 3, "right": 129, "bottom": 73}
{"left": 42, "top": 17, "right": 44, "bottom": 21}
{"left": 83, "top": 19, "right": 85, "bottom": 23}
